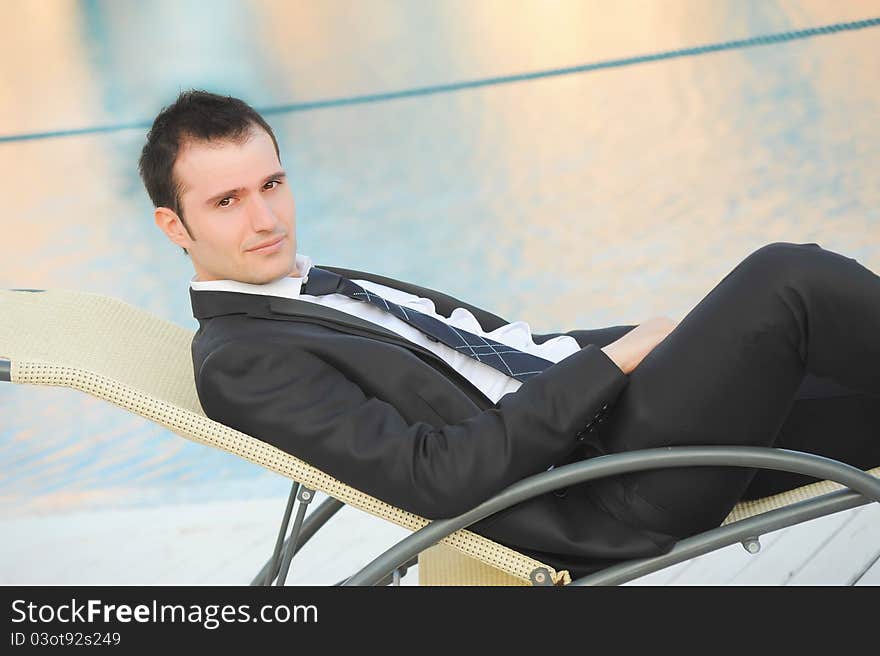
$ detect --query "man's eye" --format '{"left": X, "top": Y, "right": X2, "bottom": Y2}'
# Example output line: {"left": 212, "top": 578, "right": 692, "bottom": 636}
{"left": 216, "top": 181, "right": 281, "bottom": 208}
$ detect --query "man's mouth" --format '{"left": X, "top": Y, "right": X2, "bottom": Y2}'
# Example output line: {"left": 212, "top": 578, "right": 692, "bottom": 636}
{"left": 247, "top": 236, "right": 285, "bottom": 253}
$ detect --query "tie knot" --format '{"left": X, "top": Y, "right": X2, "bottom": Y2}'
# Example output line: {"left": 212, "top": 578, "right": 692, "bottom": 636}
{"left": 301, "top": 267, "right": 345, "bottom": 296}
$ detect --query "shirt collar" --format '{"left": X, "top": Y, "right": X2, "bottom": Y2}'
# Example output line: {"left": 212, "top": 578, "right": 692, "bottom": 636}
{"left": 189, "top": 252, "right": 314, "bottom": 299}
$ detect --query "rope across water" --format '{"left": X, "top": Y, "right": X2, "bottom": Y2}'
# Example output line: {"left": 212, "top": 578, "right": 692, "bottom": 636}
{"left": 1, "top": 16, "right": 877, "bottom": 144}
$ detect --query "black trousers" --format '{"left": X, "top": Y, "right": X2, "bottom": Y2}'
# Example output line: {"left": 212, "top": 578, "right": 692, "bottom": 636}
{"left": 567, "top": 241, "right": 880, "bottom": 541}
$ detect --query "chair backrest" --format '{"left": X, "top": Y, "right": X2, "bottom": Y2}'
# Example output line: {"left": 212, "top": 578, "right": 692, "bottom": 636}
{"left": 0, "top": 288, "right": 203, "bottom": 414}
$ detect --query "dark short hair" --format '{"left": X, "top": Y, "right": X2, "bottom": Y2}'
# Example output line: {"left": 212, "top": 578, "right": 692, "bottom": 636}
{"left": 138, "top": 89, "right": 281, "bottom": 255}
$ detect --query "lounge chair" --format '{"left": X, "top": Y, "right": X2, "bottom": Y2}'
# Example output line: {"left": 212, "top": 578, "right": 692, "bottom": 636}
{"left": 2, "top": 287, "right": 878, "bottom": 586}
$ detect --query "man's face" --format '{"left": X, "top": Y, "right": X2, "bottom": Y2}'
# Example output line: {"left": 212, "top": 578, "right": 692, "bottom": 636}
{"left": 162, "top": 126, "right": 298, "bottom": 284}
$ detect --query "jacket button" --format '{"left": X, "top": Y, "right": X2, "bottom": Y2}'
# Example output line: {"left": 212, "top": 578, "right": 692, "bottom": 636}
{"left": 553, "top": 487, "right": 568, "bottom": 498}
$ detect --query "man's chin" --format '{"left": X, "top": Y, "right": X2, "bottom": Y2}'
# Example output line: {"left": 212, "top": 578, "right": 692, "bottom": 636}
{"left": 250, "top": 262, "right": 299, "bottom": 285}
{"left": 252, "top": 272, "right": 287, "bottom": 285}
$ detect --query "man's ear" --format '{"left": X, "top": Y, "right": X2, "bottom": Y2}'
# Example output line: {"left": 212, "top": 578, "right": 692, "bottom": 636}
{"left": 154, "top": 207, "right": 191, "bottom": 250}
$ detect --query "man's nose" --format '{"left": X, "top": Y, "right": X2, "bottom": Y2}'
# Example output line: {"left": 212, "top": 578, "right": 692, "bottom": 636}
{"left": 247, "top": 193, "right": 278, "bottom": 231}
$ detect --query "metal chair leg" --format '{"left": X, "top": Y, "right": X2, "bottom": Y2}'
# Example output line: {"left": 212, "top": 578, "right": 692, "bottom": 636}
{"left": 275, "top": 486, "right": 315, "bottom": 586}
{"left": 334, "top": 556, "right": 419, "bottom": 586}
{"left": 259, "top": 481, "right": 299, "bottom": 585}
{"left": 251, "top": 495, "right": 345, "bottom": 585}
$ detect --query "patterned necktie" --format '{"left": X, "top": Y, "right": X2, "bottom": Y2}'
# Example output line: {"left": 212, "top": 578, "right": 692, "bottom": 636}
{"left": 301, "top": 266, "right": 555, "bottom": 382}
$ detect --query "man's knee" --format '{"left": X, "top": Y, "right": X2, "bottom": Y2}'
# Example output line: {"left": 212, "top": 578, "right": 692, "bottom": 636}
{"left": 748, "top": 241, "right": 821, "bottom": 259}
{"left": 732, "top": 241, "right": 822, "bottom": 289}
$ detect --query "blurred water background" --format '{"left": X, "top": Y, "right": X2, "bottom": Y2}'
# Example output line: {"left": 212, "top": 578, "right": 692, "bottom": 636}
{"left": 1, "top": 0, "right": 878, "bottom": 521}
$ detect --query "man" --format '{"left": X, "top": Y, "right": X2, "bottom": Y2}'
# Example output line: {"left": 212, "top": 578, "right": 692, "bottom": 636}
{"left": 143, "top": 90, "right": 880, "bottom": 579}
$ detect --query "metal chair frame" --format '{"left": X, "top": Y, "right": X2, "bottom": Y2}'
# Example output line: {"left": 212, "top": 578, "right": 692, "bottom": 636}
{"left": 249, "top": 445, "right": 880, "bottom": 586}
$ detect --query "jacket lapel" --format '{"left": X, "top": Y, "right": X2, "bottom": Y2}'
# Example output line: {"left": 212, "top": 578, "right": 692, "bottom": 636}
{"left": 263, "top": 296, "right": 498, "bottom": 412}
{"left": 190, "top": 285, "right": 416, "bottom": 346}
{"left": 266, "top": 295, "right": 415, "bottom": 344}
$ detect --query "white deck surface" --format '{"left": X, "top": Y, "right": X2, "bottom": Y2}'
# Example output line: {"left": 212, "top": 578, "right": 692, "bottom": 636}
{"left": 1, "top": 491, "right": 877, "bottom": 586}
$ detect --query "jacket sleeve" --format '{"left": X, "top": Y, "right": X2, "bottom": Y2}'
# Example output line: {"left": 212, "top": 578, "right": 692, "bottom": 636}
{"left": 195, "top": 338, "right": 629, "bottom": 519}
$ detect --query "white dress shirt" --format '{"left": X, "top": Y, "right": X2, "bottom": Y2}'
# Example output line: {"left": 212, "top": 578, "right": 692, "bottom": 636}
{"left": 190, "top": 252, "right": 582, "bottom": 404}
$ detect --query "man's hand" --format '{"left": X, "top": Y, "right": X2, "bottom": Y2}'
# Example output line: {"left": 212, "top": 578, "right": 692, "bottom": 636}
{"left": 601, "top": 316, "right": 679, "bottom": 374}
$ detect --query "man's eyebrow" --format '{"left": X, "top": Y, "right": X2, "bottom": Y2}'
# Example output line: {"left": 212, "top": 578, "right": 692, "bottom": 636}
{"left": 204, "top": 171, "right": 287, "bottom": 206}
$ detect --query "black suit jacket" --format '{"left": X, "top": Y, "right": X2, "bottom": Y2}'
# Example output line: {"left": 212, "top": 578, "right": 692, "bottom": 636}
{"left": 189, "top": 265, "right": 679, "bottom": 578}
